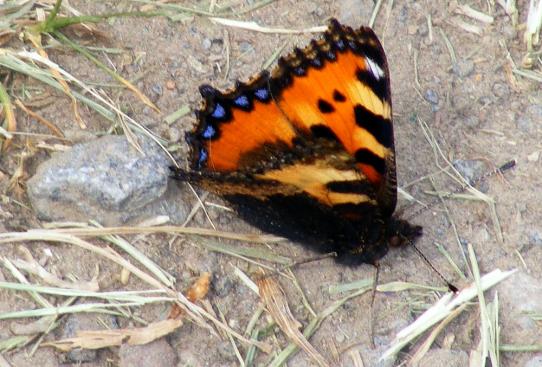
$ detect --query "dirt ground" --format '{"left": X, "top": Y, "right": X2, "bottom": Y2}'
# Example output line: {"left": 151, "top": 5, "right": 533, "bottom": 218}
{"left": 1, "top": 0, "right": 542, "bottom": 366}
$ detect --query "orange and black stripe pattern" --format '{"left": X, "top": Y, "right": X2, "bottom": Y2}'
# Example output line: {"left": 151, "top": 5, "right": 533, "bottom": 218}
{"left": 174, "top": 19, "right": 421, "bottom": 265}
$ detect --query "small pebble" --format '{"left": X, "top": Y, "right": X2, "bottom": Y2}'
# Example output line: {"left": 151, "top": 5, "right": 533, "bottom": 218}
{"left": 492, "top": 82, "right": 509, "bottom": 99}
{"left": 151, "top": 84, "right": 163, "bottom": 97}
{"left": 452, "top": 59, "right": 475, "bottom": 78}
{"left": 527, "top": 151, "right": 540, "bottom": 162}
{"left": 165, "top": 80, "right": 176, "bottom": 90}
{"left": 529, "top": 230, "right": 542, "bottom": 246}
{"left": 335, "top": 332, "right": 346, "bottom": 344}
{"left": 424, "top": 89, "right": 439, "bottom": 105}
{"left": 202, "top": 38, "right": 212, "bottom": 50}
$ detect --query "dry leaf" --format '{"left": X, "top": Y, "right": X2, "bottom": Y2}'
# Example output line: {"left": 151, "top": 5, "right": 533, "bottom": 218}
{"left": 169, "top": 272, "right": 211, "bottom": 319}
{"left": 187, "top": 272, "right": 211, "bottom": 302}
{"left": 43, "top": 319, "right": 182, "bottom": 352}
{"left": 258, "top": 276, "right": 330, "bottom": 367}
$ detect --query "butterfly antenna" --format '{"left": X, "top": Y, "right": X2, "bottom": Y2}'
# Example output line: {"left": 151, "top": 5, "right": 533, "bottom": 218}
{"left": 405, "top": 159, "right": 516, "bottom": 221}
{"left": 411, "top": 242, "right": 458, "bottom": 292}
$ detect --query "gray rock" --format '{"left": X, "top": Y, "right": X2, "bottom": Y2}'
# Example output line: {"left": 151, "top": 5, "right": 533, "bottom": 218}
{"left": 60, "top": 313, "right": 118, "bottom": 363}
{"left": 416, "top": 348, "right": 468, "bottom": 367}
{"left": 452, "top": 159, "right": 486, "bottom": 185}
{"left": 27, "top": 134, "right": 189, "bottom": 225}
{"left": 119, "top": 338, "right": 177, "bottom": 367}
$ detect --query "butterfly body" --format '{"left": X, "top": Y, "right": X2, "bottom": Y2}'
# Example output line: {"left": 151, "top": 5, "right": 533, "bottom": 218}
{"left": 172, "top": 19, "right": 422, "bottom": 266}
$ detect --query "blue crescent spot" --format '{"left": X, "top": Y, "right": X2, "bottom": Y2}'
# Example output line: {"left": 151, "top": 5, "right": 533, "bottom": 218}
{"left": 254, "top": 88, "right": 269, "bottom": 101}
{"left": 336, "top": 39, "right": 345, "bottom": 50}
{"left": 211, "top": 103, "right": 226, "bottom": 119}
{"left": 234, "top": 95, "right": 250, "bottom": 107}
{"left": 197, "top": 148, "right": 208, "bottom": 167}
{"left": 202, "top": 125, "right": 216, "bottom": 139}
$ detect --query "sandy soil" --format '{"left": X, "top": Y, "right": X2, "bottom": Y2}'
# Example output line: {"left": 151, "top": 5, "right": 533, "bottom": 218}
{"left": 1, "top": 0, "right": 541, "bottom": 366}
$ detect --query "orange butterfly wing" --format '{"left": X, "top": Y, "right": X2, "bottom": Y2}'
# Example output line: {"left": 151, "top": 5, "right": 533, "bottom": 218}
{"left": 173, "top": 19, "right": 419, "bottom": 265}
{"left": 187, "top": 20, "right": 396, "bottom": 216}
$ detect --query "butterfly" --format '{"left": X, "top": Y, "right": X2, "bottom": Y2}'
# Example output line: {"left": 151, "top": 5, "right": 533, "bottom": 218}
{"left": 171, "top": 18, "right": 422, "bottom": 266}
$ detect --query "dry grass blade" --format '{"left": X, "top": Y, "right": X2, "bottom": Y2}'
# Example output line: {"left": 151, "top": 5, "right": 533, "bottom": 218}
{"left": 268, "top": 284, "right": 372, "bottom": 367}
{"left": 512, "top": 67, "right": 542, "bottom": 82}
{"left": 14, "top": 99, "right": 64, "bottom": 137}
{"left": 43, "top": 319, "right": 182, "bottom": 351}
{"left": 53, "top": 31, "right": 160, "bottom": 113}
{"left": 36, "top": 225, "right": 284, "bottom": 243}
{"left": 209, "top": 17, "right": 326, "bottom": 34}
{"left": 0, "top": 230, "right": 271, "bottom": 353}
{"left": 454, "top": 4, "right": 494, "bottom": 23}
{"left": 8, "top": 50, "right": 173, "bottom": 162}
{"left": 0, "top": 50, "right": 114, "bottom": 121}
{"left": 0, "top": 232, "right": 166, "bottom": 290}
{"left": 408, "top": 303, "right": 468, "bottom": 365}
{"left": 0, "top": 335, "right": 31, "bottom": 353}
{"left": 9, "top": 255, "right": 99, "bottom": 291}
{"left": 525, "top": 0, "right": 542, "bottom": 49}
{"left": 369, "top": 0, "right": 384, "bottom": 28}
{"left": 0, "top": 79, "right": 16, "bottom": 150}
{"left": 381, "top": 268, "right": 516, "bottom": 361}
{"left": 25, "top": 32, "right": 86, "bottom": 128}
{"left": 468, "top": 243, "right": 499, "bottom": 365}
{"left": 258, "top": 276, "right": 331, "bottom": 367}
{"left": 497, "top": 0, "right": 519, "bottom": 25}
{"left": 448, "top": 18, "right": 483, "bottom": 35}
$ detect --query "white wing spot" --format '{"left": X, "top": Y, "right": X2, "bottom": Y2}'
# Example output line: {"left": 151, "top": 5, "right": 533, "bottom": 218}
{"left": 365, "top": 57, "right": 385, "bottom": 80}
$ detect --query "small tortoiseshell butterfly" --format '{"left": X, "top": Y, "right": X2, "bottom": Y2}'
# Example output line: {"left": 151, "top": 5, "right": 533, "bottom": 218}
{"left": 172, "top": 19, "right": 422, "bottom": 266}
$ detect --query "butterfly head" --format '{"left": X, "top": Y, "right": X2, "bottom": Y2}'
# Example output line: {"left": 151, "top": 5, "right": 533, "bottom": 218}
{"left": 386, "top": 218, "right": 423, "bottom": 248}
